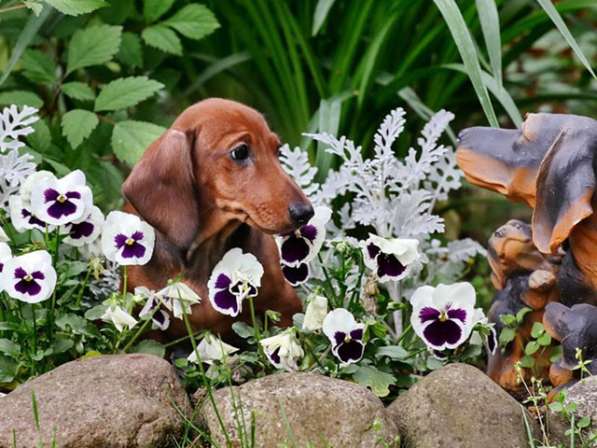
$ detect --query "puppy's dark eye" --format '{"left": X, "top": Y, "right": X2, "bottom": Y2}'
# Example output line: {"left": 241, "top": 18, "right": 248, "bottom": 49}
{"left": 230, "top": 144, "right": 250, "bottom": 162}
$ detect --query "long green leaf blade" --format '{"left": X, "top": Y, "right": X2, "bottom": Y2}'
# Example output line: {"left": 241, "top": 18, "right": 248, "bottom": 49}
{"left": 0, "top": 5, "right": 51, "bottom": 87}
{"left": 312, "top": 0, "right": 336, "bottom": 36}
{"left": 535, "top": 0, "right": 596, "bottom": 78}
{"left": 475, "top": 0, "right": 502, "bottom": 86}
{"left": 433, "top": 0, "right": 499, "bottom": 127}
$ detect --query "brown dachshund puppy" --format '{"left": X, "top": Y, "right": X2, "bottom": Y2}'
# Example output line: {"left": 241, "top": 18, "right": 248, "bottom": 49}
{"left": 121, "top": 98, "right": 313, "bottom": 337}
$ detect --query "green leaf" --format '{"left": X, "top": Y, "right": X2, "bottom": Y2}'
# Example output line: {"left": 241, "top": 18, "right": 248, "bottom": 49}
{"left": 132, "top": 340, "right": 166, "bottom": 358}
{"left": 163, "top": 4, "right": 220, "bottom": 40}
{"left": 537, "top": 333, "right": 552, "bottom": 347}
{"left": 352, "top": 366, "right": 396, "bottom": 397}
{"left": 525, "top": 340, "right": 540, "bottom": 355}
{"left": 0, "top": 90, "right": 43, "bottom": 108}
{"left": 531, "top": 322, "right": 545, "bottom": 338}
{"left": 94, "top": 76, "right": 163, "bottom": 112}
{"left": 535, "top": 0, "right": 596, "bottom": 78}
{"left": 433, "top": 0, "right": 499, "bottom": 127}
{"left": 577, "top": 415, "right": 591, "bottom": 429}
{"left": 44, "top": 0, "right": 107, "bottom": 16}
{"left": 499, "top": 313, "right": 517, "bottom": 327}
{"left": 142, "top": 25, "right": 182, "bottom": 55}
{"left": 118, "top": 32, "right": 143, "bottom": 68}
{"left": 0, "top": 5, "right": 51, "bottom": 87}
{"left": 312, "top": 0, "right": 336, "bottom": 36}
{"left": 51, "top": 336, "right": 74, "bottom": 354}
{"left": 516, "top": 307, "right": 532, "bottom": 324}
{"left": 143, "top": 0, "right": 175, "bottom": 23}
{"left": 499, "top": 327, "right": 516, "bottom": 346}
{"left": 61, "top": 109, "right": 99, "bottom": 149}
{"left": 520, "top": 355, "right": 535, "bottom": 368}
{"left": 67, "top": 25, "right": 122, "bottom": 74}
{"left": 376, "top": 345, "right": 409, "bottom": 360}
{"left": 27, "top": 119, "right": 51, "bottom": 152}
{"left": 20, "top": 49, "right": 56, "bottom": 84}
{"left": 475, "top": 0, "right": 502, "bottom": 86}
{"left": 111, "top": 120, "right": 166, "bottom": 165}
{"left": 0, "top": 339, "right": 20, "bottom": 358}
{"left": 231, "top": 322, "right": 254, "bottom": 339}
{"left": 62, "top": 82, "right": 95, "bottom": 102}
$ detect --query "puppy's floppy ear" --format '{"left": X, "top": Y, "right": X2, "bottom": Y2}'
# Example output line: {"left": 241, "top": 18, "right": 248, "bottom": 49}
{"left": 532, "top": 118, "right": 597, "bottom": 254}
{"left": 122, "top": 128, "right": 199, "bottom": 250}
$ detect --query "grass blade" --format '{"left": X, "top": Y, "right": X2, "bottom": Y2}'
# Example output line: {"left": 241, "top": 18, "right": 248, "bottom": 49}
{"left": 443, "top": 63, "right": 523, "bottom": 127}
{"left": 433, "top": 0, "right": 499, "bottom": 127}
{"left": 535, "top": 0, "right": 595, "bottom": 78}
{"left": 183, "top": 52, "right": 251, "bottom": 96}
{"left": 312, "top": 0, "right": 336, "bottom": 36}
{"left": 0, "top": 5, "right": 52, "bottom": 86}
{"left": 313, "top": 97, "right": 343, "bottom": 179}
{"left": 475, "top": 0, "right": 502, "bottom": 86}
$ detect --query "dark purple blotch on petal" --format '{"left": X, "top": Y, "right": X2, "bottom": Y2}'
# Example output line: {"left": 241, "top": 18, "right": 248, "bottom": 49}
{"left": 333, "top": 331, "right": 346, "bottom": 346}
{"left": 300, "top": 224, "right": 317, "bottom": 242}
{"left": 447, "top": 308, "right": 467, "bottom": 323}
{"left": 269, "top": 347, "right": 281, "bottom": 365}
{"left": 281, "top": 236, "right": 310, "bottom": 264}
{"left": 350, "top": 328, "right": 363, "bottom": 340}
{"left": 281, "top": 263, "right": 309, "bottom": 286}
{"left": 0, "top": 263, "right": 3, "bottom": 273}
{"left": 114, "top": 233, "right": 146, "bottom": 259}
{"left": 376, "top": 253, "right": 405, "bottom": 278}
{"left": 215, "top": 273, "right": 231, "bottom": 290}
{"left": 13, "top": 268, "right": 45, "bottom": 296}
{"left": 213, "top": 289, "right": 239, "bottom": 314}
{"left": 69, "top": 221, "right": 94, "bottom": 240}
{"left": 366, "top": 243, "right": 380, "bottom": 260}
{"left": 419, "top": 307, "right": 440, "bottom": 323}
{"left": 21, "top": 209, "right": 46, "bottom": 229}
{"left": 44, "top": 188, "right": 80, "bottom": 220}
{"left": 336, "top": 339, "right": 364, "bottom": 363}
{"left": 423, "top": 319, "right": 463, "bottom": 347}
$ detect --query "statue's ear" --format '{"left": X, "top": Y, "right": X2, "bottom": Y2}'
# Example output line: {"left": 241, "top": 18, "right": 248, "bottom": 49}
{"left": 122, "top": 128, "right": 199, "bottom": 251}
{"left": 532, "top": 122, "right": 597, "bottom": 254}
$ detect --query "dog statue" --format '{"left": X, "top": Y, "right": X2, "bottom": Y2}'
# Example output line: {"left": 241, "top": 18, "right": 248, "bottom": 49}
{"left": 122, "top": 98, "right": 313, "bottom": 337}
{"left": 456, "top": 113, "right": 597, "bottom": 392}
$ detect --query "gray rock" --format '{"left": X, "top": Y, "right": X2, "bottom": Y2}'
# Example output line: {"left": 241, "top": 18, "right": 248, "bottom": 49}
{"left": 0, "top": 354, "right": 191, "bottom": 448}
{"left": 386, "top": 363, "right": 533, "bottom": 448}
{"left": 195, "top": 372, "right": 400, "bottom": 447}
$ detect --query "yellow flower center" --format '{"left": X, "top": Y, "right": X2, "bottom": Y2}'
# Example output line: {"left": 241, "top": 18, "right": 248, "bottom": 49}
{"left": 24, "top": 274, "right": 33, "bottom": 282}
{"left": 125, "top": 238, "right": 135, "bottom": 246}
{"left": 344, "top": 334, "right": 352, "bottom": 343}
{"left": 57, "top": 194, "right": 67, "bottom": 203}
{"left": 439, "top": 311, "right": 448, "bottom": 322}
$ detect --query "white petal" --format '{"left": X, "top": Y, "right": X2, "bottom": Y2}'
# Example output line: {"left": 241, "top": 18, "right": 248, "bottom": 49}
{"left": 302, "top": 295, "right": 328, "bottom": 332}
{"left": 20, "top": 171, "right": 55, "bottom": 202}
{"left": 189, "top": 333, "right": 238, "bottom": 364}
{"left": 101, "top": 306, "right": 137, "bottom": 332}
{"left": 63, "top": 206, "right": 104, "bottom": 247}
{"left": 101, "top": 211, "right": 155, "bottom": 265}
{"left": 322, "top": 308, "right": 360, "bottom": 342}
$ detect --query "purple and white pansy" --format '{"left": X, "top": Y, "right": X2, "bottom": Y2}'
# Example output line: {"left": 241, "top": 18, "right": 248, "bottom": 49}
{"left": 9, "top": 171, "right": 56, "bottom": 232}
{"left": 30, "top": 170, "right": 93, "bottom": 226}
{"left": 260, "top": 329, "right": 304, "bottom": 371}
{"left": 158, "top": 282, "right": 201, "bottom": 319}
{"left": 0, "top": 250, "right": 57, "bottom": 303}
{"left": 410, "top": 282, "right": 476, "bottom": 351}
{"left": 63, "top": 206, "right": 104, "bottom": 248}
{"left": 277, "top": 206, "right": 332, "bottom": 286}
{"left": 322, "top": 308, "right": 366, "bottom": 365}
{"left": 101, "top": 211, "right": 155, "bottom": 266}
{"left": 136, "top": 287, "right": 171, "bottom": 331}
{"left": 208, "top": 248, "right": 263, "bottom": 317}
{"left": 362, "top": 234, "right": 419, "bottom": 283}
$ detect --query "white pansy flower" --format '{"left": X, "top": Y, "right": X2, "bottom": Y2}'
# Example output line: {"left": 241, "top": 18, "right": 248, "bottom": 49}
{"left": 302, "top": 295, "right": 328, "bottom": 332}
{"left": 322, "top": 308, "right": 366, "bottom": 365}
{"left": 0, "top": 250, "right": 56, "bottom": 303}
{"left": 187, "top": 333, "right": 238, "bottom": 365}
{"left": 101, "top": 305, "right": 138, "bottom": 332}
{"left": 260, "top": 329, "right": 304, "bottom": 371}
{"left": 362, "top": 234, "right": 419, "bottom": 283}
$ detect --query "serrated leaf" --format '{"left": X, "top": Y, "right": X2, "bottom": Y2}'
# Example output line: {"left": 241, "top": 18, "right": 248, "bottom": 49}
{"left": 0, "top": 90, "right": 43, "bottom": 108}
{"left": 111, "top": 120, "right": 166, "bottom": 165}
{"left": 20, "top": 49, "right": 56, "bottom": 84}
{"left": 352, "top": 366, "right": 396, "bottom": 398}
{"left": 44, "top": 0, "right": 107, "bottom": 16}
{"left": 143, "top": 0, "right": 175, "bottom": 23}
{"left": 117, "top": 32, "right": 143, "bottom": 68}
{"left": 61, "top": 109, "right": 99, "bottom": 149}
{"left": 163, "top": 4, "right": 220, "bottom": 40}
{"left": 67, "top": 25, "right": 122, "bottom": 74}
{"left": 94, "top": 76, "right": 163, "bottom": 112}
{"left": 142, "top": 25, "right": 182, "bottom": 55}
{"left": 132, "top": 339, "right": 165, "bottom": 357}
{"left": 62, "top": 82, "right": 95, "bottom": 101}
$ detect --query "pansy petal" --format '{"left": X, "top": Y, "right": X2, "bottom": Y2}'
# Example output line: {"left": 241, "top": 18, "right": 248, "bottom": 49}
{"left": 334, "top": 339, "right": 364, "bottom": 364}
{"left": 281, "top": 263, "right": 309, "bottom": 286}
{"left": 422, "top": 319, "right": 464, "bottom": 350}
{"left": 280, "top": 236, "right": 310, "bottom": 264}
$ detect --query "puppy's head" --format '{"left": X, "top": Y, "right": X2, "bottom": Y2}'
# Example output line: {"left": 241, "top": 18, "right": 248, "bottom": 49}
{"left": 122, "top": 98, "right": 312, "bottom": 250}
{"left": 457, "top": 113, "right": 597, "bottom": 254}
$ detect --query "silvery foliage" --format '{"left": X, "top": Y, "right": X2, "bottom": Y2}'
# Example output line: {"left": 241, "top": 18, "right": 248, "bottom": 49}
{"left": 280, "top": 107, "right": 486, "bottom": 295}
{"left": 0, "top": 105, "right": 38, "bottom": 211}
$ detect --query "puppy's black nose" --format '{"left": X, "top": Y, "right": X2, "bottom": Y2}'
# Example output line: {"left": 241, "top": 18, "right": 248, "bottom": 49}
{"left": 289, "top": 202, "right": 314, "bottom": 227}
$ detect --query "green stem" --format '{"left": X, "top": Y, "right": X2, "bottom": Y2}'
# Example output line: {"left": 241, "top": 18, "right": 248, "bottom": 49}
{"left": 121, "top": 316, "right": 152, "bottom": 353}
{"left": 183, "top": 313, "right": 232, "bottom": 448}
{"left": 0, "top": 3, "right": 27, "bottom": 14}
{"left": 48, "top": 227, "right": 61, "bottom": 340}
{"left": 75, "top": 267, "right": 91, "bottom": 307}
{"left": 247, "top": 295, "right": 266, "bottom": 363}
{"left": 121, "top": 266, "right": 128, "bottom": 298}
